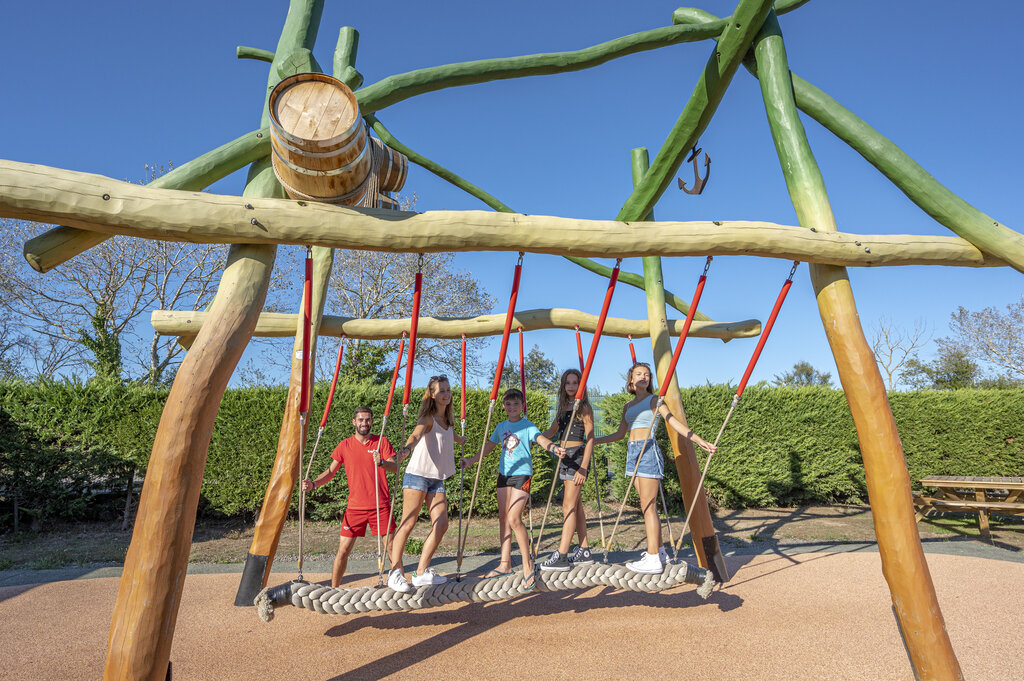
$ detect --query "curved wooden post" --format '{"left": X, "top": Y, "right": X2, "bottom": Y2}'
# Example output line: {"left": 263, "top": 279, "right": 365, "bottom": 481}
{"left": 630, "top": 148, "right": 721, "bottom": 574}
{"left": 752, "top": 12, "right": 961, "bottom": 679}
{"left": 104, "top": 242, "right": 275, "bottom": 680}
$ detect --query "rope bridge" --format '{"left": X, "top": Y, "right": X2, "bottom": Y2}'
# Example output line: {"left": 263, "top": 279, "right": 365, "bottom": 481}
{"left": 255, "top": 560, "right": 715, "bottom": 622}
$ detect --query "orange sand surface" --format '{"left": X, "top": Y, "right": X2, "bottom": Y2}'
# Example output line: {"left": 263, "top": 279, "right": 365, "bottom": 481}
{"left": 1, "top": 551, "right": 1020, "bottom": 680}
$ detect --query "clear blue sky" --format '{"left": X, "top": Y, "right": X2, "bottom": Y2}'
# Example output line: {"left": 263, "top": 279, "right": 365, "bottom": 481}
{"left": 3, "top": 1, "right": 1022, "bottom": 393}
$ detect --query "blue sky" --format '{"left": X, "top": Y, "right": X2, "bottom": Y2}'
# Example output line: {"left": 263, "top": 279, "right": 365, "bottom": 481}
{"left": 3, "top": 1, "right": 1022, "bottom": 394}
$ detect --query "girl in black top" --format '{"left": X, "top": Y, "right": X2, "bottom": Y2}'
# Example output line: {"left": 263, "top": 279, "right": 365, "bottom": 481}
{"left": 539, "top": 369, "right": 597, "bottom": 571}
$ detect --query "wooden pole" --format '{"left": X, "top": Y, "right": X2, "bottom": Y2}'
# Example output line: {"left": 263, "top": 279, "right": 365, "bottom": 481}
{"left": 630, "top": 148, "right": 722, "bottom": 574}
{"left": 752, "top": 12, "right": 961, "bottom": 679}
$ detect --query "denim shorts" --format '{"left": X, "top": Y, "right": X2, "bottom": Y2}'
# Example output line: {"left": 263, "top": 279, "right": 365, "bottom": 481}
{"left": 403, "top": 472, "right": 446, "bottom": 494}
{"left": 625, "top": 438, "right": 664, "bottom": 479}
{"left": 558, "top": 445, "right": 586, "bottom": 482}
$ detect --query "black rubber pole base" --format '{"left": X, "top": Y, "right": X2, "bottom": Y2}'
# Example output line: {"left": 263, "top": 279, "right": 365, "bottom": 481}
{"left": 234, "top": 552, "right": 269, "bottom": 606}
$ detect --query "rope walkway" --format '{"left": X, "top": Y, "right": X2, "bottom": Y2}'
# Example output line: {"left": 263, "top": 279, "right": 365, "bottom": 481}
{"left": 255, "top": 560, "right": 714, "bottom": 622}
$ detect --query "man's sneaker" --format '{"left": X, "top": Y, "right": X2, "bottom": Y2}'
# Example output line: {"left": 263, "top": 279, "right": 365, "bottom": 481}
{"left": 568, "top": 545, "right": 595, "bottom": 565}
{"left": 411, "top": 567, "right": 447, "bottom": 587}
{"left": 387, "top": 569, "right": 413, "bottom": 593}
{"left": 625, "top": 551, "right": 664, "bottom": 574}
{"left": 539, "top": 550, "right": 571, "bottom": 572}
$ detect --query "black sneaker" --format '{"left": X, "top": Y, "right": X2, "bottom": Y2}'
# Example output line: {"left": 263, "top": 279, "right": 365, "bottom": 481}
{"left": 568, "top": 545, "right": 594, "bottom": 565}
{"left": 539, "top": 550, "right": 571, "bottom": 572}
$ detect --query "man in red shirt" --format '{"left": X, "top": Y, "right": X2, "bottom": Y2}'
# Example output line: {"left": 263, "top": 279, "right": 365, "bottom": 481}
{"left": 302, "top": 405, "right": 398, "bottom": 587}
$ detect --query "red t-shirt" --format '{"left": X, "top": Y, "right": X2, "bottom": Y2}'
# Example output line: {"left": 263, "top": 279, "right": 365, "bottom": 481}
{"left": 330, "top": 435, "right": 396, "bottom": 510}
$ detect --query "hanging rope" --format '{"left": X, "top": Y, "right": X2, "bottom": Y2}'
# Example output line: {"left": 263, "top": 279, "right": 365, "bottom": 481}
{"left": 401, "top": 255, "right": 424, "bottom": 442}
{"left": 296, "top": 245, "right": 315, "bottom": 580}
{"left": 518, "top": 326, "right": 527, "bottom": 415}
{"left": 456, "top": 333, "right": 467, "bottom": 581}
{"left": 605, "top": 256, "right": 712, "bottom": 563}
{"left": 459, "top": 253, "right": 524, "bottom": 575}
{"left": 673, "top": 261, "right": 800, "bottom": 554}
{"left": 627, "top": 333, "right": 637, "bottom": 365}
{"left": 574, "top": 325, "right": 584, "bottom": 372}
{"left": 536, "top": 259, "right": 622, "bottom": 556}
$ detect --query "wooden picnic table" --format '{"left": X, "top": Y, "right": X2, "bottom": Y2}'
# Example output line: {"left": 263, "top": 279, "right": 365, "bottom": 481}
{"left": 914, "top": 476, "right": 1024, "bottom": 542}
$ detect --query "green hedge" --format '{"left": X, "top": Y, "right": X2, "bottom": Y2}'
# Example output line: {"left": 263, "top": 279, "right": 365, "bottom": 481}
{"left": 3, "top": 381, "right": 1022, "bottom": 530}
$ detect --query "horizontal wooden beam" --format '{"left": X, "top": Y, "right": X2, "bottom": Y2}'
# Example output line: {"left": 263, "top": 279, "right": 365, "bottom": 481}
{"left": 150, "top": 307, "right": 763, "bottom": 340}
{"left": 1, "top": 160, "right": 1005, "bottom": 269}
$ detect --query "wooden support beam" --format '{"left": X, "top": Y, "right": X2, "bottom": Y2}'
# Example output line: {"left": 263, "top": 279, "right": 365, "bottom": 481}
{"left": 1, "top": 160, "right": 1006, "bottom": 269}
{"left": 150, "top": 307, "right": 762, "bottom": 341}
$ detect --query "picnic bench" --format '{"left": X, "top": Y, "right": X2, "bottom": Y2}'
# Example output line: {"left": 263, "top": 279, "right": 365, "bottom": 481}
{"left": 913, "top": 476, "right": 1024, "bottom": 542}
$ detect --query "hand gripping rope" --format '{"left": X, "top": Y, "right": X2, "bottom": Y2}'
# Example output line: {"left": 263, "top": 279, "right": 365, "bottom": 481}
{"left": 535, "top": 259, "right": 622, "bottom": 557}
{"left": 672, "top": 261, "right": 800, "bottom": 555}
{"left": 371, "top": 331, "right": 406, "bottom": 587}
{"left": 605, "top": 256, "right": 712, "bottom": 564}
{"left": 456, "top": 333, "right": 467, "bottom": 580}
{"left": 458, "top": 253, "right": 524, "bottom": 576}
{"left": 296, "top": 246, "right": 315, "bottom": 581}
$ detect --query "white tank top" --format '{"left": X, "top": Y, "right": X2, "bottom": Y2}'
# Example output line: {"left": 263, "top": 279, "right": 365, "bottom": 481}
{"left": 405, "top": 420, "right": 455, "bottom": 480}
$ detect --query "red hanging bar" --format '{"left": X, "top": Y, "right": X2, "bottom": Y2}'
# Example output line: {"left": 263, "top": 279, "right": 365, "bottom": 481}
{"left": 574, "top": 325, "right": 584, "bottom": 372}
{"left": 736, "top": 262, "right": 799, "bottom": 398}
{"left": 319, "top": 336, "right": 346, "bottom": 430}
{"left": 627, "top": 333, "right": 637, "bottom": 365}
{"left": 518, "top": 326, "right": 526, "bottom": 414}
{"left": 575, "top": 260, "right": 621, "bottom": 399}
{"left": 402, "top": 259, "right": 423, "bottom": 407}
{"left": 658, "top": 256, "right": 712, "bottom": 398}
{"left": 299, "top": 247, "right": 313, "bottom": 416}
{"left": 489, "top": 255, "right": 524, "bottom": 401}
{"left": 384, "top": 332, "right": 407, "bottom": 420}
{"left": 460, "top": 333, "right": 467, "bottom": 423}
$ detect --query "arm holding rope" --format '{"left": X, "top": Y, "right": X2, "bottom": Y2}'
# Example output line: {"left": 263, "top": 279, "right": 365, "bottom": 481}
{"left": 572, "top": 407, "right": 596, "bottom": 486}
{"left": 461, "top": 440, "right": 497, "bottom": 468}
{"left": 532, "top": 434, "right": 567, "bottom": 459}
{"left": 302, "top": 459, "right": 341, "bottom": 492}
{"left": 594, "top": 406, "right": 628, "bottom": 445}
{"left": 372, "top": 438, "right": 401, "bottom": 473}
{"left": 656, "top": 401, "right": 717, "bottom": 454}
{"left": 397, "top": 416, "right": 434, "bottom": 459}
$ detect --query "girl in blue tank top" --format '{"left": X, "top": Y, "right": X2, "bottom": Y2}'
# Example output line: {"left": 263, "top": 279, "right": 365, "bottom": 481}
{"left": 595, "top": 362, "right": 716, "bottom": 575}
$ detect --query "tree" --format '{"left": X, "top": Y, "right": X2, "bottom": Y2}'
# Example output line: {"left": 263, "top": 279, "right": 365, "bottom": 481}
{"left": 773, "top": 361, "right": 831, "bottom": 387}
{"left": 936, "top": 297, "right": 1024, "bottom": 380}
{"left": 79, "top": 303, "right": 123, "bottom": 382}
{"left": 901, "top": 347, "right": 982, "bottom": 390}
{"left": 871, "top": 316, "right": 930, "bottom": 390}
{"left": 495, "top": 344, "right": 561, "bottom": 393}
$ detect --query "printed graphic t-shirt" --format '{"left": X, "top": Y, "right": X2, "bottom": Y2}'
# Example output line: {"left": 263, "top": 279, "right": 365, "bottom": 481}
{"left": 489, "top": 418, "right": 541, "bottom": 476}
{"left": 330, "top": 434, "right": 396, "bottom": 510}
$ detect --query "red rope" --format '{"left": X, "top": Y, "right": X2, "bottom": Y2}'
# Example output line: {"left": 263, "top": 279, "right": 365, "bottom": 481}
{"left": 576, "top": 260, "right": 621, "bottom": 399}
{"left": 319, "top": 335, "right": 345, "bottom": 430}
{"left": 658, "top": 257, "right": 712, "bottom": 398}
{"left": 518, "top": 326, "right": 526, "bottom": 414}
{"left": 384, "top": 332, "right": 407, "bottom": 420}
{"left": 402, "top": 266, "right": 423, "bottom": 407}
{"left": 460, "top": 333, "right": 467, "bottom": 422}
{"left": 299, "top": 248, "right": 313, "bottom": 415}
{"left": 736, "top": 262, "right": 799, "bottom": 398}
{"left": 490, "top": 256, "right": 523, "bottom": 401}
{"left": 574, "top": 325, "right": 584, "bottom": 372}
{"left": 627, "top": 333, "right": 637, "bottom": 365}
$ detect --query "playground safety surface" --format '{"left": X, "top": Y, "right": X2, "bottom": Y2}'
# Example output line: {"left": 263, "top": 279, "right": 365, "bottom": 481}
{"left": 1, "top": 550, "right": 1020, "bottom": 680}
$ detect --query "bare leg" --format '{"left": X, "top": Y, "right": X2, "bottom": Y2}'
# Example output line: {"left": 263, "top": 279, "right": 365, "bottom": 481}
{"left": 495, "top": 486, "right": 513, "bottom": 572}
{"left": 506, "top": 487, "right": 534, "bottom": 575}
{"left": 557, "top": 478, "right": 583, "bottom": 554}
{"left": 635, "top": 477, "right": 662, "bottom": 554}
{"left": 331, "top": 535, "right": 358, "bottom": 587}
{"left": 389, "top": 488, "right": 427, "bottom": 577}
{"left": 416, "top": 491, "right": 449, "bottom": 575}
{"left": 573, "top": 489, "right": 589, "bottom": 548}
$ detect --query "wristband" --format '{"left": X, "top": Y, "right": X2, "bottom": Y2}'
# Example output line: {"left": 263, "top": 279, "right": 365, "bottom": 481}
{"left": 578, "top": 467, "right": 588, "bottom": 477}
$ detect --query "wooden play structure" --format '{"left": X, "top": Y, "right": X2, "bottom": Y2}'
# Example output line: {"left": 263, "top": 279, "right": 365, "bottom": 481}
{"left": 2, "top": 1, "right": 1022, "bottom": 679}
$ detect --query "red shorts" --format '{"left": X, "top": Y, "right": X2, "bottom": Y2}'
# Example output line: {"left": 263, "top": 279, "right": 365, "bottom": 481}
{"left": 340, "top": 507, "right": 395, "bottom": 537}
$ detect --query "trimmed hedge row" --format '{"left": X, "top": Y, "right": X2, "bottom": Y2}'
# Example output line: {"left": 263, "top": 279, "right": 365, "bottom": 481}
{"left": 2, "top": 382, "right": 1022, "bottom": 529}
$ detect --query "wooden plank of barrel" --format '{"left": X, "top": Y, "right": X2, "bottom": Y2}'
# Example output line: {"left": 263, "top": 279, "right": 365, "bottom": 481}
{"left": 370, "top": 136, "right": 409, "bottom": 193}
{"left": 269, "top": 72, "right": 371, "bottom": 205}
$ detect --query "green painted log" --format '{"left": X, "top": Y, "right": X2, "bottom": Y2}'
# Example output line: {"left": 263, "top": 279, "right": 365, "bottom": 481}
{"left": 237, "top": 46, "right": 275, "bottom": 62}
{"left": 615, "top": 0, "right": 774, "bottom": 223}
{"left": 752, "top": 12, "right": 962, "bottom": 680}
{"left": 366, "top": 114, "right": 712, "bottom": 322}
{"left": 632, "top": 148, "right": 720, "bottom": 572}
{"left": 672, "top": 7, "right": 1024, "bottom": 275}
{"left": 334, "top": 26, "right": 363, "bottom": 88}
{"left": 23, "top": 128, "right": 270, "bottom": 273}
{"left": 356, "top": 21, "right": 728, "bottom": 114}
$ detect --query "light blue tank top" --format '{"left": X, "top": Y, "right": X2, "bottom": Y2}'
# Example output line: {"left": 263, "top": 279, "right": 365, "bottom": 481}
{"left": 624, "top": 397, "right": 655, "bottom": 430}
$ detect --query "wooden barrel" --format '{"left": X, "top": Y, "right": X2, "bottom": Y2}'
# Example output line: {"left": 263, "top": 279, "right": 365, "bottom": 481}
{"left": 370, "top": 137, "right": 409, "bottom": 193}
{"left": 268, "top": 73, "right": 371, "bottom": 205}
{"left": 377, "top": 193, "right": 401, "bottom": 210}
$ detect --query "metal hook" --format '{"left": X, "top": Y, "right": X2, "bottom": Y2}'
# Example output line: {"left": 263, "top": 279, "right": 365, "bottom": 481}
{"left": 678, "top": 147, "right": 711, "bottom": 195}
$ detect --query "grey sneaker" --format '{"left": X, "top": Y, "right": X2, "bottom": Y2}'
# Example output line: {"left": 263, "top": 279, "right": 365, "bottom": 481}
{"left": 539, "top": 550, "right": 571, "bottom": 572}
{"left": 568, "top": 545, "right": 594, "bottom": 565}
{"left": 411, "top": 567, "right": 447, "bottom": 586}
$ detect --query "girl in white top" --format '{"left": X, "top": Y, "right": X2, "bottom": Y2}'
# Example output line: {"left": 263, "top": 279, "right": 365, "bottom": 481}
{"left": 386, "top": 375, "right": 465, "bottom": 593}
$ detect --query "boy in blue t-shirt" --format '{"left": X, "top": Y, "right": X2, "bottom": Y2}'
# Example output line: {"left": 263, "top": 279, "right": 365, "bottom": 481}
{"left": 461, "top": 388, "right": 563, "bottom": 587}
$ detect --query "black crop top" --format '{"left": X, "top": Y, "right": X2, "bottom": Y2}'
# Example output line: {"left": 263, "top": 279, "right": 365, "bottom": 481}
{"left": 557, "top": 409, "right": 586, "bottom": 441}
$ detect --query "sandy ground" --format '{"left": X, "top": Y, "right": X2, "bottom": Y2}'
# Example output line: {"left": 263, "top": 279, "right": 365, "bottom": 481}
{"left": 1, "top": 551, "right": 1020, "bottom": 681}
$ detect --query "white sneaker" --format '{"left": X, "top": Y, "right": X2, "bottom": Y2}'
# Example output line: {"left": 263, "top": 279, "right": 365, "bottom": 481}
{"left": 411, "top": 567, "right": 447, "bottom": 587}
{"left": 387, "top": 569, "right": 413, "bottom": 593}
{"left": 626, "top": 551, "right": 665, "bottom": 574}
